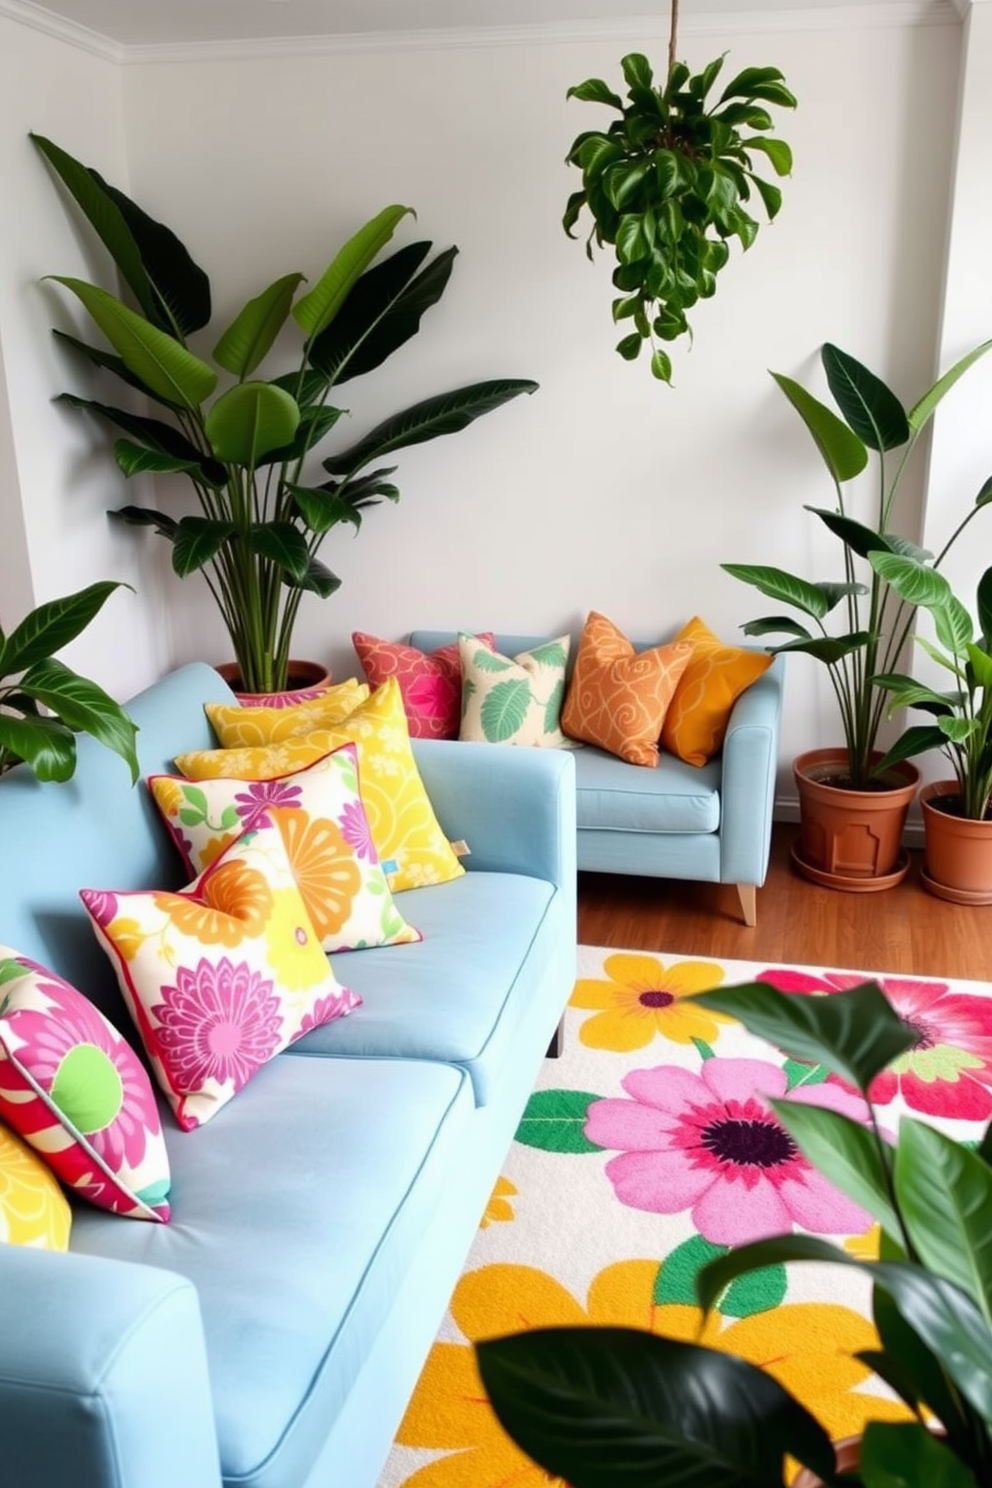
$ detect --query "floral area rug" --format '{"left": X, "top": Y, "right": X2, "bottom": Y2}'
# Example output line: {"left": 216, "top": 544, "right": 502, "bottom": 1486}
{"left": 375, "top": 945, "right": 992, "bottom": 1488}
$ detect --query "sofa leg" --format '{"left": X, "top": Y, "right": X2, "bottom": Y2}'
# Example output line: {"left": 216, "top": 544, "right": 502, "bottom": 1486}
{"left": 736, "top": 883, "right": 757, "bottom": 927}
{"left": 546, "top": 1015, "right": 566, "bottom": 1059}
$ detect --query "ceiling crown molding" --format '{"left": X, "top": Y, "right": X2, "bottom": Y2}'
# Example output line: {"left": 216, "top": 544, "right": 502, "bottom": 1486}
{"left": 0, "top": 0, "right": 122, "bottom": 60}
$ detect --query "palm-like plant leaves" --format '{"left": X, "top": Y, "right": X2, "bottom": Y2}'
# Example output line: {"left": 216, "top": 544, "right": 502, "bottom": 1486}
{"left": 213, "top": 273, "right": 305, "bottom": 377}
{"left": 293, "top": 204, "right": 413, "bottom": 338}
{"left": 770, "top": 373, "right": 868, "bottom": 482}
{"left": 822, "top": 343, "right": 910, "bottom": 452}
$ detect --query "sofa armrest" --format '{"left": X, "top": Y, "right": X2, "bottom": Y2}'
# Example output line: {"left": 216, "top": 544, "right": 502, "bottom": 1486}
{"left": 718, "top": 657, "right": 786, "bottom": 887}
{"left": 0, "top": 1246, "right": 222, "bottom": 1488}
{"left": 411, "top": 738, "right": 576, "bottom": 893}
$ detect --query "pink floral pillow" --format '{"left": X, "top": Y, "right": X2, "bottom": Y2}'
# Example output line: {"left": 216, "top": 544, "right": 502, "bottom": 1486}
{"left": 0, "top": 948, "right": 172, "bottom": 1221}
{"left": 81, "top": 822, "right": 361, "bottom": 1131}
{"left": 352, "top": 631, "right": 496, "bottom": 740}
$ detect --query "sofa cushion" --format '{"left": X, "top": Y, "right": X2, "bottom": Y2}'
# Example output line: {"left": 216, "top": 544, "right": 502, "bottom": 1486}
{"left": 286, "top": 870, "right": 562, "bottom": 1107}
{"left": 204, "top": 679, "right": 368, "bottom": 747}
{"left": 458, "top": 633, "right": 570, "bottom": 747}
{"left": 81, "top": 822, "right": 360, "bottom": 1131}
{"left": 67, "top": 1051, "right": 474, "bottom": 1488}
{"left": 352, "top": 630, "right": 496, "bottom": 740}
{"left": 574, "top": 745, "right": 722, "bottom": 834}
{"left": 0, "top": 948, "right": 172, "bottom": 1221}
{"left": 0, "top": 1123, "right": 72, "bottom": 1250}
{"left": 661, "top": 615, "right": 773, "bottom": 766}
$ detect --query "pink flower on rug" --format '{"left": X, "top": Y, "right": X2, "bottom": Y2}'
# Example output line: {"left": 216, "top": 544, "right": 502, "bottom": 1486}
{"left": 234, "top": 779, "right": 303, "bottom": 830}
{"left": 153, "top": 957, "right": 283, "bottom": 1093}
{"left": 757, "top": 968, "right": 992, "bottom": 1121}
{"left": 585, "top": 1056, "right": 874, "bottom": 1245}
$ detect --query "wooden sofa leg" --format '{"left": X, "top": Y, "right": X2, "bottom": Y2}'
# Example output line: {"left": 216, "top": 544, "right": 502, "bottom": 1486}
{"left": 546, "top": 1015, "right": 566, "bottom": 1059}
{"left": 736, "top": 883, "right": 757, "bottom": 927}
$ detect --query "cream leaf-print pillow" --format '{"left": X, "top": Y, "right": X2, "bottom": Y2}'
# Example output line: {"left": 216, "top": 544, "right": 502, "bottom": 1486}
{"left": 458, "top": 634, "right": 571, "bottom": 748}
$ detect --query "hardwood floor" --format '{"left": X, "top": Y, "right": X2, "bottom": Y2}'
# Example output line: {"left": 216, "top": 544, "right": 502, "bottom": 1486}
{"left": 577, "top": 822, "right": 991, "bottom": 983}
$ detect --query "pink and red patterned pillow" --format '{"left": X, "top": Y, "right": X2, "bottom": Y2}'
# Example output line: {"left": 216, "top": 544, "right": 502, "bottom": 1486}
{"left": 0, "top": 947, "right": 172, "bottom": 1221}
{"left": 81, "top": 821, "right": 361, "bottom": 1131}
{"left": 352, "top": 631, "right": 496, "bottom": 740}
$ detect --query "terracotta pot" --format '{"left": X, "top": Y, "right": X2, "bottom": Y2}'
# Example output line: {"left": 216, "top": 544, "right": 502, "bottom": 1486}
{"left": 214, "top": 659, "right": 331, "bottom": 708}
{"left": 792, "top": 1434, "right": 861, "bottom": 1487}
{"left": 792, "top": 748, "right": 919, "bottom": 891}
{"left": 920, "top": 779, "right": 992, "bottom": 904}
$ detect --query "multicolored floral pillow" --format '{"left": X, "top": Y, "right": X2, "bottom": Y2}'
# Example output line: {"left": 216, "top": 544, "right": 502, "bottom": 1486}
{"left": 205, "top": 678, "right": 369, "bottom": 748}
{"left": 458, "top": 634, "right": 571, "bottom": 747}
{"left": 0, "top": 1121, "right": 73, "bottom": 1250}
{"left": 0, "top": 949, "right": 172, "bottom": 1221}
{"left": 148, "top": 743, "right": 421, "bottom": 954}
{"left": 81, "top": 822, "right": 361, "bottom": 1131}
{"left": 352, "top": 631, "right": 496, "bottom": 740}
{"left": 175, "top": 679, "right": 465, "bottom": 892}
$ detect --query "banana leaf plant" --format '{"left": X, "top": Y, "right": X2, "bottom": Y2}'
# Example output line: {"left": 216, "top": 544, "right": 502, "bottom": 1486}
{"left": 563, "top": 0, "right": 796, "bottom": 383}
{"left": 0, "top": 582, "right": 139, "bottom": 782}
{"left": 722, "top": 340, "right": 992, "bottom": 790}
{"left": 869, "top": 555, "right": 992, "bottom": 821}
{"left": 478, "top": 978, "right": 992, "bottom": 1487}
{"left": 31, "top": 134, "right": 538, "bottom": 695}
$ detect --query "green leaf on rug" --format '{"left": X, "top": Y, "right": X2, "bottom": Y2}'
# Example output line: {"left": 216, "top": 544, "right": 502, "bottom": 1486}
{"left": 516, "top": 1089, "right": 605, "bottom": 1154}
{"left": 783, "top": 1057, "right": 829, "bottom": 1090}
{"left": 654, "top": 1235, "right": 786, "bottom": 1318}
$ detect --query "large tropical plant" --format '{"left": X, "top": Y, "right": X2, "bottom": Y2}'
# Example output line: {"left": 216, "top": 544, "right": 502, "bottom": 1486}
{"left": 32, "top": 134, "right": 538, "bottom": 695}
{"left": 0, "top": 581, "right": 138, "bottom": 782}
{"left": 563, "top": 0, "right": 796, "bottom": 383}
{"left": 478, "top": 978, "right": 992, "bottom": 1487}
{"left": 723, "top": 340, "right": 992, "bottom": 790}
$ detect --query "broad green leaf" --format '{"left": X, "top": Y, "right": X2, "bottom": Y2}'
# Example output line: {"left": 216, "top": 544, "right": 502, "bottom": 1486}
{"left": 245, "top": 521, "right": 311, "bottom": 582}
{"left": 860, "top": 1420, "right": 978, "bottom": 1488}
{"left": 873, "top": 725, "right": 948, "bottom": 775}
{"left": 320, "top": 380, "right": 538, "bottom": 477}
{"left": 771, "top": 632, "right": 872, "bottom": 664}
{"left": 895, "top": 1119, "right": 992, "bottom": 1325}
{"left": 47, "top": 277, "right": 216, "bottom": 408}
{"left": 966, "top": 642, "right": 992, "bottom": 691}
{"left": 109, "top": 505, "right": 179, "bottom": 539}
{"left": 212, "top": 273, "right": 305, "bottom": 377}
{"left": 767, "top": 1098, "right": 899, "bottom": 1235}
{"left": 113, "top": 439, "right": 204, "bottom": 479}
{"left": 292, "top": 204, "right": 414, "bottom": 338}
{"left": 617, "top": 332, "right": 643, "bottom": 361}
{"left": 0, "top": 581, "right": 130, "bottom": 676}
{"left": 740, "top": 616, "right": 812, "bottom": 642}
{"left": 978, "top": 566, "right": 992, "bottom": 648}
{"left": 286, "top": 556, "right": 341, "bottom": 598}
{"left": 17, "top": 657, "right": 138, "bottom": 781}
{"left": 822, "top": 344, "right": 910, "bottom": 452}
{"left": 718, "top": 66, "right": 797, "bottom": 109}
{"left": 751, "top": 175, "right": 782, "bottom": 221}
{"left": 95, "top": 170, "right": 212, "bottom": 336}
{"left": 693, "top": 980, "right": 917, "bottom": 1094}
{"left": 933, "top": 597, "right": 975, "bottom": 658}
{"left": 56, "top": 394, "right": 226, "bottom": 483}
{"left": 0, "top": 711, "right": 76, "bottom": 782}
{"left": 330, "top": 465, "right": 401, "bottom": 509}
{"left": 870, "top": 552, "right": 953, "bottom": 611}
{"left": 565, "top": 77, "right": 624, "bottom": 109}
{"left": 516, "top": 1089, "right": 604, "bottom": 1154}
{"left": 476, "top": 1326, "right": 837, "bottom": 1488}
{"left": 772, "top": 372, "right": 869, "bottom": 482}
{"left": 744, "top": 137, "right": 793, "bottom": 176}
{"left": 650, "top": 348, "right": 673, "bottom": 383}
{"left": 53, "top": 329, "right": 185, "bottom": 410}
{"left": 908, "top": 339, "right": 992, "bottom": 433}
{"left": 870, "top": 1287, "right": 976, "bottom": 1455}
{"left": 808, "top": 510, "right": 897, "bottom": 563}
{"left": 171, "top": 516, "right": 235, "bottom": 576}
{"left": 938, "top": 716, "right": 978, "bottom": 745}
{"left": 286, "top": 484, "right": 362, "bottom": 536}
{"left": 258, "top": 405, "right": 345, "bottom": 468}
{"left": 204, "top": 381, "right": 300, "bottom": 465}
{"left": 480, "top": 679, "right": 532, "bottom": 741}
{"left": 621, "top": 53, "right": 654, "bottom": 92}
{"left": 720, "top": 563, "right": 831, "bottom": 620}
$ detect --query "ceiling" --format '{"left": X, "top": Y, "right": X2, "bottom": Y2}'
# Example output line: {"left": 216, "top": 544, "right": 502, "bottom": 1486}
{"left": 12, "top": 0, "right": 952, "bottom": 50}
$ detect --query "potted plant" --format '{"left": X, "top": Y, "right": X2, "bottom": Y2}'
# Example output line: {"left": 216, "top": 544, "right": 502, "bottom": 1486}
{"left": 867, "top": 551, "right": 992, "bottom": 903}
{"left": 562, "top": 0, "right": 796, "bottom": 383}
{"left": 31, "top": 133, "right": 538, "bottom": 699}
{"left": 723, "top": 339, "right": 992, "bottom": 890}
{"left": 478, "top": 976, "right": 992, "bottom": 1487}
{"left": 0, "top": 581, "right": 138, "bottom": 782}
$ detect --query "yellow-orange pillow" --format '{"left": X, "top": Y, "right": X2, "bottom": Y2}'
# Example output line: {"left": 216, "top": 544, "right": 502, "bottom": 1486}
{"left": 205, "top": 678, "right": 368, "bottom": 748}
{"left": 560, "top": 611, "right": 694, "bottom": 767}
{"left": 0, "top": 1122, "right": 72, "bottom": 1250}
{"left": 176, "top": 679, "right": 465, "bottom": 893}
{"left": 661, "top": 616, "right": 773, "bottom": 766}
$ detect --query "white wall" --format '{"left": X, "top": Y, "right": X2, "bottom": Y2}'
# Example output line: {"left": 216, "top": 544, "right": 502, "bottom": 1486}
{"left": 2, "top": 5, "right": 978, "bottom": 809}
{"left": 0, "top": 14, "right": 169, "bottom": 695}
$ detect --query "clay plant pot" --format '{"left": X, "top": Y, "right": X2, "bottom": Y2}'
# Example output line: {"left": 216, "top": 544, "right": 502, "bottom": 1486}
{"left": 791, "top": 748, "right": 919, "bottom": 891}
{"left": 214, "top": 659, "right": 331, "bottom": 708}
{"left": 792, "top": 1434, "right": 861, "bottom": 1487}
{"left": 920, "top": 779, "right": 992, "bottom": 905}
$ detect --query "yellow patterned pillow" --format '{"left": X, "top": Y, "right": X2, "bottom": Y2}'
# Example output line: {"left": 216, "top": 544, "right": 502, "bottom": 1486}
{"left": 0, "top": 1122, "right": 72, "bottom": 1250}
{"left": 205, "top": 678, "right": 368, "bottom": 748}
{"left": 176, "top": 679, "right": 465, "bottom": 893}
{"left": 661, "top": 616, "right": 773, "bottom": 767}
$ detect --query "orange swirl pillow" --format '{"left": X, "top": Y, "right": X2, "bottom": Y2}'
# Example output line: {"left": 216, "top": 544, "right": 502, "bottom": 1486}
{"left": 560, "top": 612, "right": 693, "bottom": 767}
{"left": 661, "top": 616, "right": 773, "bottom": 766}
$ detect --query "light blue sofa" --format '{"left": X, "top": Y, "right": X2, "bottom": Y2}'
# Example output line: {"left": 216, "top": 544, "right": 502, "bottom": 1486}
{"left": 409, "top": 630, "right": 785, "bottom": 926}
{"left": 0, "top": 662, "right": 577, "bottom": 1488}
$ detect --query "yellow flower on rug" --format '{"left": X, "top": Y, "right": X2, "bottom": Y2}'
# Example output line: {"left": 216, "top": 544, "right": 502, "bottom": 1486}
{"left": 480, "top": 1177, "right": 517, "bottom": 1229}
{"left": 570, "top": 952, "right": 731, "bottom": 1051}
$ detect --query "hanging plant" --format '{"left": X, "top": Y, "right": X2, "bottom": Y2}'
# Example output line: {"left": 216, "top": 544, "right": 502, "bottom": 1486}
{"left": 563, "top": 0, "right": 796, "bottom": 383}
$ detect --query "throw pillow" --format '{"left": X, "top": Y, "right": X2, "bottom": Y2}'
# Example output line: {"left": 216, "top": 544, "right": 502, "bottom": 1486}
{"left": 352, "top": 631, "right": 497, "bottom": 740}
{"left": 560, "top": 611, "right": 694, "bottom": 767}
{"left": 148, "top": 743, "right": 421, "bottom": 954}
{"left": 0, "top": 948, "right": 172, "bottom": 1221}
{"left": 661, "top": 615, "right": 774, "bottom": 767}
{"left": 175, "top": 679, "right": 464, "bottom": 893}
{"left": 81, "top": 822, "right": 361, "bottom": 1131}
{"left": 0, "top": 1122, "right": 72, "bottom": 1250}
{"left": 205, "top": 678, "right": 369, "bottom": 748}
{"left": 458, "top": 634, "right": 571, "bottom": 748}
